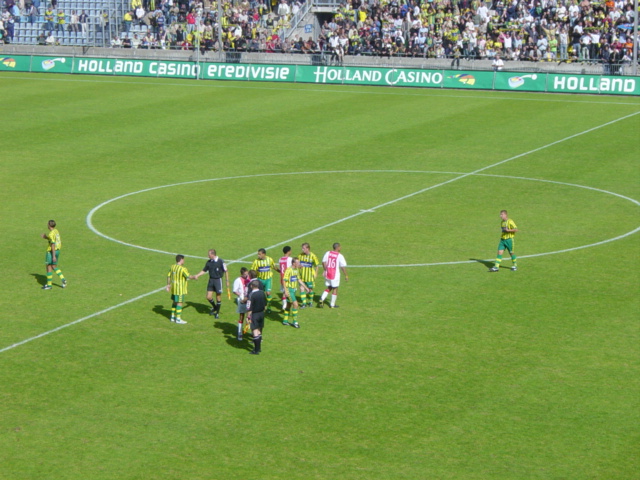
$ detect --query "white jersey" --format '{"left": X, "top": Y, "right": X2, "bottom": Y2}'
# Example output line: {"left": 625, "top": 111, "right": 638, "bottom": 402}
{"left": 322, "top": 250, "right": 347, "bottom": 282}
{"left": 233, "top": 276, "right": 247, "bottom": 301}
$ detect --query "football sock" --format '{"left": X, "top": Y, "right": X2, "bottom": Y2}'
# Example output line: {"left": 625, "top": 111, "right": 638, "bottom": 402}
{"left": 330, "top": 294, "right": 337, "bottom": 307}
{"left": 300, "top": 292, "right": 307, "bottom": 305}
{"left": 320, "top": 290, "right": 329, "bottom": 302}
{"left": 282, "top": 296, "right": 288, "bottom": 310}
{"left": 292, "top": 307, "right": 298, "bottom": 324}
{"left": 175, "top": 304, "right": 182, "bottom": 320}
{"left": 511, "top": 255, "right": 517, "bottom": 266}
{"left": 55, "top": 268, "right": 65, "bottom": 280}
{"left": 494, "top": 255, "right": 503, "bottom": 268}
{"left": 307, "top": 289, "right": 314, "bottom": 304}
{"left": 283, "top": 310, "right": 290, "bottom": 323}
{"left": 253, "top": 334, "right": 262, "bottom": 352}
{"left": 208, "top": 299, "right": 216, "bottom": 308}
{"left": 171, "top": 305, "right": 176, "bottom": 319}
{"left": 215, "top": 301, "right": 221, "bottom": 313}
{"left": 237, "top": 321, "right": 242, "bottom": 336}
{"left": 266, "top": 294, "right": 272, "bottom": 310}
{"left": 46, "top": 272, "right": 53, "bottom": 286}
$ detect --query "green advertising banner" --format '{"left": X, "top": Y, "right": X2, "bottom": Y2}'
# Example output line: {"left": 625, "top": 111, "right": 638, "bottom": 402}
{"left": 0, "top": 55, "right": 32, "bottom": 72}
{"left": 200, "top": 63, "right": 295, "bottom": 82}
{"left": 494, "top": 72, "right": 547, "bottom": 92}
{"left": 547, "top": 73, "right": 640, "bottom": 95}
{"left": 442, "top": 70, "right": 495, "bottom": 90}
{"left": 294, "top": 65, "right": 444, "bottom": 88}
{"left": 72, "top": 57, "right": 199, "bottom": 77}
{"left": 31, "top": 55, "right": 74, "bottom": 74}
{"left": 1, "top": 54, "right": 638, "bottom": 95}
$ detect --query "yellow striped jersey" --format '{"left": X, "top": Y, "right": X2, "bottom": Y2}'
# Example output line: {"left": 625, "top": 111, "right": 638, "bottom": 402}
{"left": 501, "top": 219, "right": 518, "bottom": 240}
{"left": 46, "top": 229, "right": 62, "bottom": 252}
{"left": 251, "top": 256, "right": 276, "bottom": 280}
{"left": 283, "top": 267, "right": 301, "bottom": 290}
{"left": 168, "top": 263, "right": 190, "bottom": 295}
{"left": 298, "top": 252, "right": 319, "bottom": 282}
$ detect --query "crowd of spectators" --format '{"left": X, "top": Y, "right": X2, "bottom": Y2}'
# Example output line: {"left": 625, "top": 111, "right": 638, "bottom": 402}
{"left": 313, "top": 0, "right": 637, "bottom": 65}
{"left": 1, "top": 0, "right": 638, "bottom": 68}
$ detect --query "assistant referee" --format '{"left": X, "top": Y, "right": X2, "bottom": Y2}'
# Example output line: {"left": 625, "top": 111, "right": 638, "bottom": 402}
{"left": 195, "top": 249, "right": 230, "bottom": 318}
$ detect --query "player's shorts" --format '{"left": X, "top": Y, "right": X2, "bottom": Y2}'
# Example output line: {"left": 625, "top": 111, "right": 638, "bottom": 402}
{"left": 325, "top": 277, "right": 340, "bottom": 288}
{"left": 236, "top": 297, "right": 248, "bottom": 314}
{"left": 303, "top": 281, "right": 314, "bottom": 291}
{"left": 250, "top": 311, "right": 265, "bottom": 331}
{"left": 498, "top": 238, "right": 514, "bottom": 253}
{"left": 170, "top": 294, "right": 185, "bottom": 304}
{"left": 287, "top": 287, "right": 298, "bottom": 304}
{"left": 261, "top": 278, "right": 272, "bottom": 293}
{"left": 207, "top": 277, "right": 223, "bottom": 294}
{"left": 45, "top": 250, "right": 60, "bottom": 266}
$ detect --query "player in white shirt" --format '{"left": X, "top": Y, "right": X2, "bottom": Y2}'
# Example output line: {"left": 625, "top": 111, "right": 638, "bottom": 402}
{"left": 233, "top": 267, "right": 250, "bottom": 341}
{"left": 319, "top": 242, "right": 348, "bottom": 308}
{"left": 279, "top": 246, "right": 293, "bottom": 311}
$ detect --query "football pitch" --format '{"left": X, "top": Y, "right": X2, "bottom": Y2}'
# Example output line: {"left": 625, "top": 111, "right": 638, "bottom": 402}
{"left": 1, "top": 71, "right": 639, "bottom": 479}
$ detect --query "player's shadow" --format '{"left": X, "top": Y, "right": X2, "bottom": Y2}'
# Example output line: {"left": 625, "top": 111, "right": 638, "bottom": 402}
{"left": 185, "top": 301, "right": 211, "bottom": 315}
{"left": 152, "top": 304, "right": 172, "bottom": 320}
{"left": 470, "top": 259, "right": 494, "bottom": 269}
{"left": 152, "top": 302, "right": 210, "bottom": 322}
{"left": 30, "top": 273, "right": 52, "bottom": 287}
{"left": 214, "top": 321, "right": 252, "bottom": 350}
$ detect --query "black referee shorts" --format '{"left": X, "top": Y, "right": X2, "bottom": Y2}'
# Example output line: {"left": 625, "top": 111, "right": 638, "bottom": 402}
{"left": 207, "top": 277, "right": 223, "bottom": 294}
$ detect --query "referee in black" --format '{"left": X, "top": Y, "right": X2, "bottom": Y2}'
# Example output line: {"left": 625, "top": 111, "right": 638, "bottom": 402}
{"left": 194, "top": 249, "right": 230, "bottom": 319}
{"left": 246, "top": 280, "right": 267, "bottom": 355}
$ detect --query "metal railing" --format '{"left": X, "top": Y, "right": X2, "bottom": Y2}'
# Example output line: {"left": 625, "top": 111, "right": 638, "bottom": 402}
{"left": 280, "top": 1, "right": 312, "bottom": 40}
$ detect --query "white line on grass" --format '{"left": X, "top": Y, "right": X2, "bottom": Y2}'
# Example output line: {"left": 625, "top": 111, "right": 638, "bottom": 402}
{"left": 0, "top": 287, "right": 165, "bottom": 354}
{"left": 2, "top": 111, "right": 638, "bottom": 354}
{"left": 2, "top": 73, "right": 640, "bottom": 107}
{"left": 88, "top": 109, "right": 640, "bottom": 261}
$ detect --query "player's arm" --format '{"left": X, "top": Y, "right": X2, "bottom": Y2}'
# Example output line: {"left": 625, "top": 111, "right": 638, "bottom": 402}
{"left": 505, "top": 220, "right": 518, "bottom": 233}
{"left": 166, "top": 271, "right": 172, "bottom": 291}
{"left": 341, "top": 267, "right": 348, "bottom": 281}
{"left": 50, "top": 243, "right": 57, "bottom": 262}
{"left": 340, "top": 259, "right": 348, "bottom": 282}
{"left": 297, "top": 277, "right": 309, "bottom": 292}
{"left": 283, "top": 270, "right": 292, "bottom": 298}
{"left": 184, "top": 269, "right": 197, "bottom": 281}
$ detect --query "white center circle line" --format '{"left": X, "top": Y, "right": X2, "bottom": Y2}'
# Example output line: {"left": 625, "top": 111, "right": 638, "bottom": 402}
{"left": 86, "top": 170, "right": 640, "bottom": 267}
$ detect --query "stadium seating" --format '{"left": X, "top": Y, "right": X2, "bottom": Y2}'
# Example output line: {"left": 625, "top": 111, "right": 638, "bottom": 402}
{"left": 6, "top": 0, "right": 127, "bottom": 46}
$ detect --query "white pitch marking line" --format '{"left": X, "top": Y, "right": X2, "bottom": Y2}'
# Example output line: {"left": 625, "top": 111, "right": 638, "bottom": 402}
{"left": 0, "top": 287, "right": 165, "bottom": 354}
{"left": 3, "top": 112, "right": 639, "bottom": 354}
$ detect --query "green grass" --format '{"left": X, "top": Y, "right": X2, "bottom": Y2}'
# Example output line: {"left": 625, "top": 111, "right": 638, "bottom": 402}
{"left": 1, "top": 72, "right": 639, "bottom": 479}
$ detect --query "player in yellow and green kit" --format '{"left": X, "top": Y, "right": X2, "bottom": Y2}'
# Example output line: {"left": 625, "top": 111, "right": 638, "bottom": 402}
{"left": 251, "top": 248, "right": 278, "bottom": 313}
{"left": 298, "top": 242, "right": 319, "bottom": 308}
{"left": 490, "top": 210, "right": 518, "bottom": 272}
{"left": 41, "top": 220, "right": 66, "bottom": 290}
{"left": 282, "top": 257, "right": 310, "bottom": 328}
{"left": 166, "top": 254, "right": 196, "bottom": 324}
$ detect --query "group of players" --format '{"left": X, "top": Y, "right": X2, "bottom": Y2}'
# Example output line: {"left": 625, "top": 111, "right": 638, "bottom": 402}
{"left": 165, "top": 242, "right": 348, "bottom": 355}
{"left": 41, "top": 209, "right": 516, "bottom": 356}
